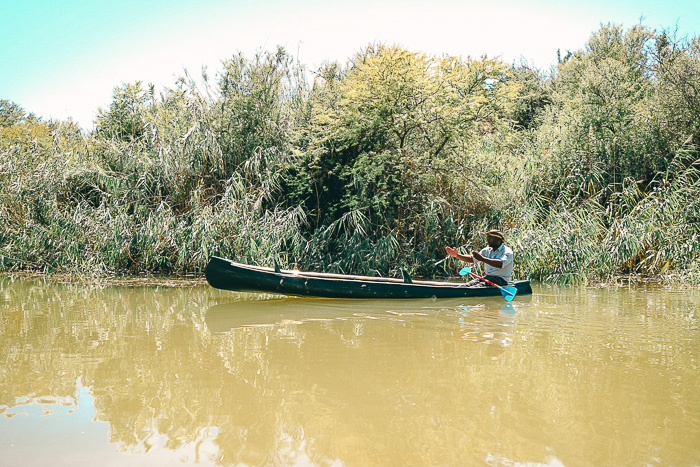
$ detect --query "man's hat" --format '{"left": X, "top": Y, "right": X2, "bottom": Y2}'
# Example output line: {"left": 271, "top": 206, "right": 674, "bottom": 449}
{"left": 485, "top": 229, "right": 505, "bottom": 241}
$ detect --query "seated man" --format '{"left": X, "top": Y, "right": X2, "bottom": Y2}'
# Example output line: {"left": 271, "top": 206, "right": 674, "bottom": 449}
{"left": 445, "top": 229, "right": 514, "bottom": 287}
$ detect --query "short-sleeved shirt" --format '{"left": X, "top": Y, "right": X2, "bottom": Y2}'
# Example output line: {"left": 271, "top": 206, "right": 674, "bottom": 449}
{"left": 480, "top": 244, "right": 514, "bottom": 281}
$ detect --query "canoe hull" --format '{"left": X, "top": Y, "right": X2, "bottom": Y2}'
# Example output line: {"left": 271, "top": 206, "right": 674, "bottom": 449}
{"left": 205, "top": 256, "right": 533, "bottom": 299}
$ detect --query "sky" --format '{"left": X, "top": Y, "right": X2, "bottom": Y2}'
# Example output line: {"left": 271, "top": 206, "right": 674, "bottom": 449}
{"left": 1, "top": 0, "right": 699, "bottom": 130}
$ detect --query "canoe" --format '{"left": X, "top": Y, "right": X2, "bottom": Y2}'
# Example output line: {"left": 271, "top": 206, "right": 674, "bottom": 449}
{"left": 205, "top": 256, "right": 533, "bottom": 299}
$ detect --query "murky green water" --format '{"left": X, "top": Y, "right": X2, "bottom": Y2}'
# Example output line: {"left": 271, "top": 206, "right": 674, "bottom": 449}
{"left": 0, "top": 276, "right": 698, "bottom": 466}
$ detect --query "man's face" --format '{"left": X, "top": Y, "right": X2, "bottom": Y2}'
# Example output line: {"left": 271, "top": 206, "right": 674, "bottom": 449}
{"left": 486, "top": 235, "right": 502, "bottom": 249}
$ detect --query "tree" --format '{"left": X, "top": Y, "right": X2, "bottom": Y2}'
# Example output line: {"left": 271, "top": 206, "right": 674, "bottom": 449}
{"left": 214, "top": 47, "right": 305, "bottom": 168}
{"left": 533, "top": 23, "right": 667, "bottom": 202}
{"left": 509, "top": 64, "right": 552, "bottom": 130}
{"left": 284, "top": 44, "right": 520, "bottom": 245}
{"left": 315, "top": 45, "right": 518, "bottom": 157}
{"left": 651, "top": 31, "right": 700, "bottom": 151}
{"left": 95, "top": 82, "right": 149, "bottom": 142}
{"left": 0, "top": 99, "right": 37, "bottom": 127}
{"left": 0, "top": 100, "right": 51, "bottom": 157}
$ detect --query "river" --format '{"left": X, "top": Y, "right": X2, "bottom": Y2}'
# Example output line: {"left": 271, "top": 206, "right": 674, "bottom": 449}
{"left": 0, "top": 276, "right": 698, "bottom": 466}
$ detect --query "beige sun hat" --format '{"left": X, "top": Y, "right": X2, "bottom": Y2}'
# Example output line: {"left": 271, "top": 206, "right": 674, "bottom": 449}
{"left": 485, "top": 229, "right": 505, "bottom": 241}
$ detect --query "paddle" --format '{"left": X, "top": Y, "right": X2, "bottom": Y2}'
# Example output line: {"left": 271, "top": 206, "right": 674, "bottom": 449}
{"left": 459, "top": 266, "right": 517, "bottom": 301}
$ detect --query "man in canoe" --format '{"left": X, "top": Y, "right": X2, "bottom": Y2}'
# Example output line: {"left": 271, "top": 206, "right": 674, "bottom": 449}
{"left": 446, "top": 229, "right": 514, "bottom": 287}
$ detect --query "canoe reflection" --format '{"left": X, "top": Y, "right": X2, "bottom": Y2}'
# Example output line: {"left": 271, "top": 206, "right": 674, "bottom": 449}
{"left": 205, "top": 296, "right": 520, "bottom": 333}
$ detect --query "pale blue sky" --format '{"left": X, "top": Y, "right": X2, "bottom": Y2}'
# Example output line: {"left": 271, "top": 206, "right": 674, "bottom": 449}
{"left": 1, "top": 0, "right": 698, "bottom": 130}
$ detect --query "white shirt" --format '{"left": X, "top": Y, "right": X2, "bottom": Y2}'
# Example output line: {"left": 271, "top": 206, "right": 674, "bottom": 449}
{"left": 480, "top": 244, "right": 514, "bottom": 281}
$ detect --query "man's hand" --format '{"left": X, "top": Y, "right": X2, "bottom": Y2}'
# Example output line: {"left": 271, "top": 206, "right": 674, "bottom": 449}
{"left": 473, "top": 250, "right": 503, "bottom": 269}
{"left": 446, "top": 246, "right": 460, "bottom": 258}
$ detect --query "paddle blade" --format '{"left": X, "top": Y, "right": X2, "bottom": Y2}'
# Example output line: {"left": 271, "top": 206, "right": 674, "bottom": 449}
{"left": 501, "top": 286, "right": 517, "bottom": 301}
{"left": 459, "top": 267, "right": 471, "bottom": 276}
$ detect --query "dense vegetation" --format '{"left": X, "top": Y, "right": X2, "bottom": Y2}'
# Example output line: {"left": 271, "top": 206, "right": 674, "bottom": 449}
{"left": 1, "top": 23, "right": 699, "bottom": 284}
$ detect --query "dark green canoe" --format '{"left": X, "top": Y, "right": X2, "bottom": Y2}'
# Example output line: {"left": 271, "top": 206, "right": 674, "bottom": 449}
{"left": 205, "top": 256, "right": 533, "bottom": 299}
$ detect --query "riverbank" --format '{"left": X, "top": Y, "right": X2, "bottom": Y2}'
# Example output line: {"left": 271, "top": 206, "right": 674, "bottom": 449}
{"left": 2, "top": 270, "right": 695, "bottom": 290}
{"left": 0, "top": 271, "right": 207, "bottom": 288}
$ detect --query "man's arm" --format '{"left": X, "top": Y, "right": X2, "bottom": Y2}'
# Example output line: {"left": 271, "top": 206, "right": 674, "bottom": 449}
{"left": 446, "top": 246, "right": 474, "bottom": 263}
{"left": 471, "top": 250, "right": 503, "bottom": 268}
